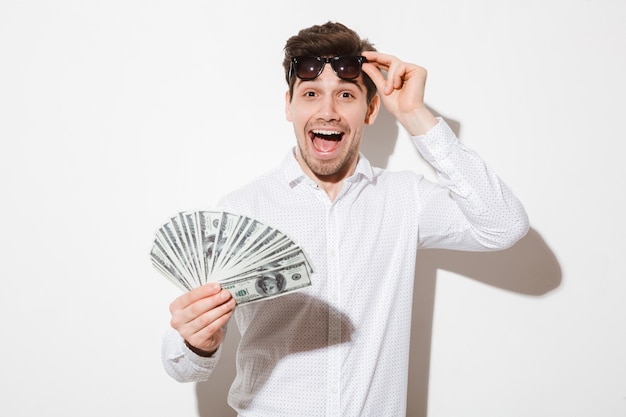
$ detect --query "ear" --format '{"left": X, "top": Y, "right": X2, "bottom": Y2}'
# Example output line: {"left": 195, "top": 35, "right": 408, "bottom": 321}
{"left": 285, "top": 90, "right": 293, "bottom": 122}
{"left": 364, "top": 94, "right": 380, "bottom": 125}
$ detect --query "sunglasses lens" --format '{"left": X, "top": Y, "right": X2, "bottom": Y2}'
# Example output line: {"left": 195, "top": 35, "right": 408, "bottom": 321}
{"left": 294, "top": 57, "right": 323, "bottom": 80}
{"left": 292, "top": 56, "right": 366, "bottom": 81}
{"left": 334, "top": 56, "right": 362, "bottom": 79}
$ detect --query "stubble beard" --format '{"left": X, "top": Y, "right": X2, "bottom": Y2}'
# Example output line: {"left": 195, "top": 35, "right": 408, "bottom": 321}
{"left": 297, "top": 138, "right": 360, "bottom": 179}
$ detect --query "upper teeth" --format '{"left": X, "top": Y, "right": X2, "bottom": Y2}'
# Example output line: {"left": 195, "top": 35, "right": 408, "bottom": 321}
{"left": 313, "top": 130, "right": 341, "bottom": 135}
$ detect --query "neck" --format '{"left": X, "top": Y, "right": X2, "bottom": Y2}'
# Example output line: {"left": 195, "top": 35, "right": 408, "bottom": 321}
{"left": 295, "top": 153, "right": 358, "bottom": 202}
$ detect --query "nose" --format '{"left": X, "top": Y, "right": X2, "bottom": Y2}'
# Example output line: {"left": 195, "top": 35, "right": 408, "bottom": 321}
{"left": 318, "top": 96, "right": 339, "bottom": 121}
{"left": 316, "top": 66, "right": 340, "bottom": 121}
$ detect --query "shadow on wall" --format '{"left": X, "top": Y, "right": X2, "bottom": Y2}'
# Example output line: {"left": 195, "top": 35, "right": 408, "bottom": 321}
{"left": 194, "top": 107, "right": 562, "bottom": 417}
{"left": 406, "top": 228, "right": 561, "bottom": 417}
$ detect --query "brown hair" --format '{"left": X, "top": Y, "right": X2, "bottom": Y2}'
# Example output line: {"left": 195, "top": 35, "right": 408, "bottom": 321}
{"left": 283, "top": 21, "right": 377, "bottom": 103}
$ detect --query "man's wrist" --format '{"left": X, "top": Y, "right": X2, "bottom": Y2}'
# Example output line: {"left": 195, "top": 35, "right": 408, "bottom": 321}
{"left": 399, "top": 107, "right": 438, "bottom": 136}
{"left": 184, "top": 340, "right": 219, "bottom": 357}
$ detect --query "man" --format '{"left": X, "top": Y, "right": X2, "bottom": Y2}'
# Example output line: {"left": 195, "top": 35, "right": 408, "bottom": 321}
{"left": 162, "top": 21, "right": 529, "bottom": 416}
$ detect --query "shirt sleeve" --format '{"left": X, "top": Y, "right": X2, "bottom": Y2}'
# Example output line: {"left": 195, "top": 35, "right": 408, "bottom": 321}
{"left": 411, "top": 118, "right": 529, "bottom": 250}
{"left": 161, "top": 327, "right": 223, "bottom": 383}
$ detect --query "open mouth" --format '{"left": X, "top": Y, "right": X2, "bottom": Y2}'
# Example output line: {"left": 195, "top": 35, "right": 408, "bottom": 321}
{"left": 310, "top": 129, "right": 343, "bottom": 153}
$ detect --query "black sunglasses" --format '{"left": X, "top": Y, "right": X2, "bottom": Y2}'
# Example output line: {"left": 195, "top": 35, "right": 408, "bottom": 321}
{"left": 289, "top": 55, "right": 368, "bottom": 81}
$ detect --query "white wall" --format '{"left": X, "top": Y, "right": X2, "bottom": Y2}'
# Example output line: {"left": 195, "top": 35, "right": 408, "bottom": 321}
{"left": 1, "top": 1, "right": 624, "bottom": 416}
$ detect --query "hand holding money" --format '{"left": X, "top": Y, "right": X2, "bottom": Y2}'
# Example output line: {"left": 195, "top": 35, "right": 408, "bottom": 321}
{"left": 169, "top": 282, "right": 234, "bottom": 356}
{"left": 150, "top": 210, "right": 315, "bottom": 305}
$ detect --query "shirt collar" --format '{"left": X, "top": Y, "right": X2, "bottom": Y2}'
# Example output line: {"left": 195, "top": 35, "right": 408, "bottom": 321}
{"left": 280, "top": 147, "right": 376, "bottom": 189}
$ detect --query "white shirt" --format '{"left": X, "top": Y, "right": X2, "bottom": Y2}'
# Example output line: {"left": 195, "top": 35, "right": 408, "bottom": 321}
{"left": 161, "top": 119, "right": 529, "bottom": 416}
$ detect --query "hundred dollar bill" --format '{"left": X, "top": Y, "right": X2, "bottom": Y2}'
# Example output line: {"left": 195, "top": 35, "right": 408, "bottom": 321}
{"left": 219, "top": 218, "right": 270, "bottom": 270}
{"left": 217, "top": 245, "right": 314, "bottom": 281}
{"left": 210, "top": 211, "right": 241, "bottom": 275}
{"left": 171, "top": 213, "right": 202, "bottom": 287}
{"left": 227, "top": 228, "right": 291, "bottom": 270}
{"left": 196, "top": 210, "right": 221, "bottom": 282}
{"left": 220, "top": 260, "right": 313, "bottom": 305}
{"left": 154, "top": 227, "right": 196, "bottom": 285}
{"left": 150, "top": 241, "right": 192, "bottom": 292}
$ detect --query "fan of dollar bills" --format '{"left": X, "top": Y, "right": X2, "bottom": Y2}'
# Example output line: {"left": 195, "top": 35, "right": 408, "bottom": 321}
{"left": 150, "top": 210, "right": 315, "bottom": 305}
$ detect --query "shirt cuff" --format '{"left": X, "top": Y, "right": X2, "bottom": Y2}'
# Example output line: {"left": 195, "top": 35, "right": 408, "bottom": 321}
{"left": 409, "top": 117, "right": 461, "bottom": 164}
{"left": 179, "top": 334, "right": 223, "bottom": 367}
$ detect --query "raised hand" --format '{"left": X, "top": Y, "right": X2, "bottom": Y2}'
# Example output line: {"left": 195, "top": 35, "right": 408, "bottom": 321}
{"left": 361, "top": 51, "right": 438, "bottom": 136}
